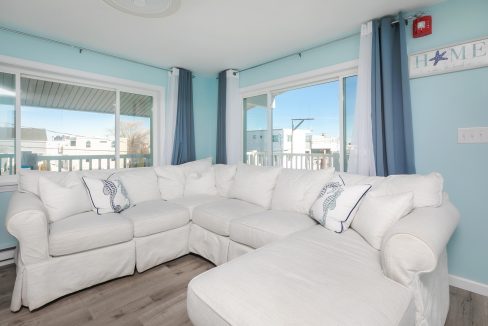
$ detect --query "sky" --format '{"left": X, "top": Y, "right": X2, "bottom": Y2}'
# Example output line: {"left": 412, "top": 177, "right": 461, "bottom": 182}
{"left": 16, "top": 106, "right": 151, "bottom": 140}
{"left": 246, "top": 76, "right": 357, "bottom": 141}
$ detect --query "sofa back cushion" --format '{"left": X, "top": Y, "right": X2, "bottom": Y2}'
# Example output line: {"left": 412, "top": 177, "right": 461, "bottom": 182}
{"left": 155, "top": 165, "right": 186, "bottom": 200}
{"left": 19, "top": 169, "right": 70, "bottom": 196}
{"left": 229, "top": 164, "right": 281, "bottom": 209}
{"left": 115, "top": 168, "right": 160, "bottom": 205}
{"left": 214, "top": 164, "right": 237, "bottom": 197}
{"left": 374, "top": 172, "right": 443, "bottom": 208}
{"left": 155, "top": 158, "right": 214, "bottom": 200}
{"left": 271, "top": 168, "right": 335, "bottom": 214}
{"left": 39, "top": 173, "right": 92, "bottom": 222}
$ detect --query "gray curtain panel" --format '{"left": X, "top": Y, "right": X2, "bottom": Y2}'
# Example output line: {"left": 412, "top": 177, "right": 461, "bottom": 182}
{"left": 216, "top": 70, "right": 227, "bottom": 164}
{"left": 171, "top": 68, "right": 196, "bottom": 165}
{"left": 371, "top": 13, "right": 416, "bottom": 176}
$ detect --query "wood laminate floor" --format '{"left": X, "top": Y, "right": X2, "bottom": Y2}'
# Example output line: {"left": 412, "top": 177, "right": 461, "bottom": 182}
{"left": 0, "top": 254, "right": 487, "bottom": 326}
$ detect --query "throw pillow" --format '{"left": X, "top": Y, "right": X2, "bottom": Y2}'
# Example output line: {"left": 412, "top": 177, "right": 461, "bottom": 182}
{"left": 214, "top": 164, "right": 237, "bottom": 197}
{"left": 352, "top": 192, "right": 414, "bottom": 249}
{"left": 154, "top": 165, "right": 186, "bottom": 200}
{"left": 82, "top": 177, "right": 131, "bottom": 214}
{"left": 38, "top": 173, "right": 92, "bottom": 222}
{"left": 309, "top": 177, "right": 371, "bottom": 233}
{"left": 184, "top": 167, "right": 218, "bottom": 197}
{"left": 229, "top": 163, "right": 282, "bottom": 209}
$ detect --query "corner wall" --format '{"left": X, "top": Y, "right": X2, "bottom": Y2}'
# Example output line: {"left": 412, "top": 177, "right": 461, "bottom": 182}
{"left": 239, "top": 0, "right": 488, "bottom": 285}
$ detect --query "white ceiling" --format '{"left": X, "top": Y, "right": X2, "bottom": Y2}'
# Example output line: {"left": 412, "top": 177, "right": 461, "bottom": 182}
{"left": 0, "top": 0, "right": 442, "bottom": 74}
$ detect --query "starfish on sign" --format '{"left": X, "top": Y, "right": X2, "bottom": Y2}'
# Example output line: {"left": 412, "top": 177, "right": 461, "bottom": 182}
{"left": 429, "top": 50, "right": 448, "bottom": 66}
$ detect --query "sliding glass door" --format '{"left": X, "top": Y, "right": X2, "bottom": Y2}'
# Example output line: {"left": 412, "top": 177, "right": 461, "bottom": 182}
{"left": 243, "top": 73, "right": 357, "bottom": 172}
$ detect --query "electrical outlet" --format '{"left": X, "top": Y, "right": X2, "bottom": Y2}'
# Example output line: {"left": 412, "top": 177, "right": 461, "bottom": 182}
{"left": 458, "top": 127, "right": 488, "bottom": 144}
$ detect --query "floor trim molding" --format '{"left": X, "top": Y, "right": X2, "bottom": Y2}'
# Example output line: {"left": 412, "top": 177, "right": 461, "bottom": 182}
{"left": 449, "top": 274, "right": 488, "bottom": 297}
{"left": 0, "top": 248, "right": 15, "bottom": 267}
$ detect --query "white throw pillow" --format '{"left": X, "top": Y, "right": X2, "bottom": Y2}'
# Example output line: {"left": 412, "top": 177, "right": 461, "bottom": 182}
{"left": 82, "top": 177, "right": 131, "bottom": 214}
{"left": 180, "top": 157, "right": 213, "bottom": 175}
{"left": 214, "top": 164, "right": 237, "bottom": 197}
{"left": 229, "top": 164, "right": 282, "bottom": 209}
{"left": 115, "top": 168, "right": 160, "bottom": 205}
{"left": 271, "top": 168, "right": 335, "bottom": 214}
{"left": 184, "top": 167, "right": 218, "bottom": 197}
{"left": 352, "top": 192, "right": 414, "bottom": 249}
{"left": 154, "top": 165, "right": 186, "bottom": 200}
{"left": 18, "top": 169, "right": 71, "bottom": 196}
{"left": 374, "top": 172, "right": 443, "bottom": 208}
{"left": 38, "top": 173, "right": 92, "bottom": 222}
{"left": 309, "top": 177, "right": 372, "bottom": 233}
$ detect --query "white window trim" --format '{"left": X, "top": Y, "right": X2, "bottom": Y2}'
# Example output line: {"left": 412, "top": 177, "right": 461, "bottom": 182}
{"left": 240, "top": 60, "right": 358, "bottom": 171}
{"left": 0, "top": 54, "right": 165, "bottom": 188}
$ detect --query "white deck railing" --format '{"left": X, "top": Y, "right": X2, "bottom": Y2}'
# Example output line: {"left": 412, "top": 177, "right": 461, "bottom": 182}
{"left": 0, "top": 153, "right": 151, "bottom": 175}
{"left": 246, "top": 152, "right": 339, "bottom": 170}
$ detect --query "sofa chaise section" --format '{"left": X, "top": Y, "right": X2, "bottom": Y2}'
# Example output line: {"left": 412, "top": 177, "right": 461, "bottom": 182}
{"left": 188, "top": 226, "right": 416, "bottom": 326}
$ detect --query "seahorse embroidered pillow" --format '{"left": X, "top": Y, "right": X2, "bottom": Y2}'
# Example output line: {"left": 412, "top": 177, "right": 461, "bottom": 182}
{"left": 82, "top": 177, "right": 131, "bottom": 214}
{"left": 309, "top": 177, "right": 371, "bottom": 233}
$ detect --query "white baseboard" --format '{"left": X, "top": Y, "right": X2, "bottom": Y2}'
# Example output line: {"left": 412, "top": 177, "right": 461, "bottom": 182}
{"left": 0, "top": 258, "right": 14, "bottom": 267}
{"left": 0, "top": 248, "right": 15, "bottom": 261}
{"left": 449, "top": 274, "right": 488, "bottom": 297}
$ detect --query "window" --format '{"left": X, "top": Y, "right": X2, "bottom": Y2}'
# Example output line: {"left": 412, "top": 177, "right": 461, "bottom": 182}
{"left": 242, "top": 67, "right": 357, "bottom": 171}
{"left": 0, "top": 72, "right": 16, "bottom": 176}
{"left": 0, "top": 64, "right": 159, "bottom": 177}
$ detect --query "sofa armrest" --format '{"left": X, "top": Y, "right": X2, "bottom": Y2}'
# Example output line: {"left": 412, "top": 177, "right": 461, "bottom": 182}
{"left": 381, "top": 194, "right": 459, "bottom": 287}
{"left": 6, "top": 191, "right": 50, "bottom": 264}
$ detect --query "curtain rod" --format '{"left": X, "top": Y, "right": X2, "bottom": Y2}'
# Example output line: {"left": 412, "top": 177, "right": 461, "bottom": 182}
{"left": 236, "top": 33, "right": 357, "bottom": 74}
{"left": 391, "top": 12, "right": 424, "bottom": 25}
{"left": 0, "top": 25, "right": 172, "bottom": 73}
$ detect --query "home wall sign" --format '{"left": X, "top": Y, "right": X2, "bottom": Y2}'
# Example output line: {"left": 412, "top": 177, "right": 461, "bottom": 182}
{"left": 409, "top": 37, "right": 488, "bottom": 78}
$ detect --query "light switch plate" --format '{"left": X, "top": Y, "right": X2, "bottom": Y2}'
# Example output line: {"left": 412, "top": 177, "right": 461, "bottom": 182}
{"left": 458, "top": 127, "right": 488, "bottom": 144}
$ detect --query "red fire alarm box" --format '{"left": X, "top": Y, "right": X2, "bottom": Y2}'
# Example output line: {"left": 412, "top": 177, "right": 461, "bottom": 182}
{"left": 413, "top": 15, "right": 432, "bottom": 38}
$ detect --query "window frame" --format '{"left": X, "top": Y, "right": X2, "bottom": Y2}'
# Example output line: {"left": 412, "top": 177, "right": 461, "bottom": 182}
{"left": 240, "top": 60, "right": 358, "bottom": 172}
{"left": 0, "top": 55, "right": 164, "bottom": 187}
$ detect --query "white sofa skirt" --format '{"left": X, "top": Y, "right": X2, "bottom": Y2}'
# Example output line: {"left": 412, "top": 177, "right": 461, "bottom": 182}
{"left": 11, "top": 240, "right": 135, "bottom": 311}
{"left": 189, "top": 224, "right": 229, "bottom": 266}
{"left": 134, "top": 224, "right": 190, "bottom": 272}
{"left": 228, "top": 241, "right": 253, "bottom": 261}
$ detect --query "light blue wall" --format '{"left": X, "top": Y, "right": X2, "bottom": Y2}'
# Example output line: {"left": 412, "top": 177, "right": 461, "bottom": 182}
{"left": 0, "top": 29, "right": 218, "bottom": 249}
{"left": 0, "top": 192, "right": 16, "bottom": 249}
{"left": 193, "top": 75, "right": 218, "bottom": 160}
{"left": 239, "top": 0, "right": 488, "bottom": 284}
{"left": 406, "top": 0, "right": 488, "bottom": 284}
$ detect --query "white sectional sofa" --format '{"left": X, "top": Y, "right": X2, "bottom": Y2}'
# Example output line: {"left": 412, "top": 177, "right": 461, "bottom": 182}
{"left": 5, "top": 159, "right": 459, "bottom": 326}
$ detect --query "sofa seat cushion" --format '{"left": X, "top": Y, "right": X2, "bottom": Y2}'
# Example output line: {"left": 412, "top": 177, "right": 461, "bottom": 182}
{"left": 169, "top": 195, "right": 223, "bottom": 218}
{"left": 192, "top": 199, "right": 265, "bottom": 236}
{"left": 188, "top": 226, "right": 413, "bottom": 326}
{"left": 121, "top": 200, "right": 190, "bottom": 237}
{"left": 230, "top": 210, "right": 317, "bottom": 249}
{"left": 49, "top": 211, "right": 133, "bottom": 256}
